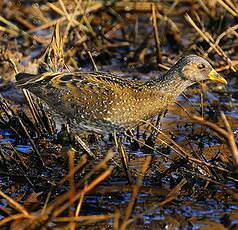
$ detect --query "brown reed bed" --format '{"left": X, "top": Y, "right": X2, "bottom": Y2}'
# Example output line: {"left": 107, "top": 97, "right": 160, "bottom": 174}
{"left": 0, "top": 1, "right": 238, "bottom": 229}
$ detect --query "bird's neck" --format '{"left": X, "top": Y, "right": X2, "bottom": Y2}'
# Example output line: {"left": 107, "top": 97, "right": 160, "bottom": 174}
{"left": 149, "top": 68, "right": 191, "bottom": 99}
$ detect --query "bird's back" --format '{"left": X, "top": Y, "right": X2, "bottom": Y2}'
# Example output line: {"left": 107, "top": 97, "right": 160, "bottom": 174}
{"left": 16, "top": 71, "right": 166, "bottom": 133}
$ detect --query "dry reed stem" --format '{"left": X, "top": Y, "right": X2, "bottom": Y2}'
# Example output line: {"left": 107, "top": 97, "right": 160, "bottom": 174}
{"left": 185, "top": 14, "right": 236, "bottom": 72}
{"left": 59, "top": 0, "right": 81, "bottom": 42}
{"left": 47, "top": 2, "right": 90, "bottom": 32}
{"left": 207, "top": 24, "right": 238, "bottom": 56}
{"left": 22, "top": 90, "right": 45, "bottom": 135}
{"left": 220, "top": 113, "right": 238, "bottom": 167}
{"left": 27, "top": 17, "right": 65, "bottom": 33}
{"left": 42, "top": 190, "right": 72, "bottom": 215}
{"left": 166, "top": 177, "right": 187, "bottom": 197}
{"left": 198, "top": 0, "right": 213, "bottom": 17}
{"left": 68, "top": 148, "right": 76, "bottom": 225}
{"left": 151, "top": 3, "right": 162, "bottom": 64}
{"left": 58, "top": 154, "right": 87, "bottom": 185}
{"left": 158, "top": 63, "right": 170, "bottom": 70}
{"left": 77, "top": 151, "right": 114, "bottom": 186}
{"left": 111, "top": 1, "right": 164, "bottom": 12}
{"left": 216, "top": 0, "right": 238, "bottom": 16}
{"left": 75, "top": 29, "right": 98, "bottom": 71}
{"left": 39, "top": 1, "right": 102, "bottom": 37}
{"left": 182, "top": 167, "right": 238, "bottom": 188}
{"left": 74, "top": 135, "right": 96, "bottom": 158}
{"left": 117, "top": 137, "right": 133, "bottom": 184}
{"left": 175, "top": 101, "right": 192, "bottom": 117}
{"left": 0, "top": 16, "right": 30, "bottom": 37}
{"left": 8, "top": 143, "right": 28, "bottom": 170}
{"left": 53, "top": 214, "right": 114, "bottom": 222}
{"left": 15, "top": 112, "right": 49, "bottom": 169}
{"left": 134, "top": 121, "right": 230, "bottom": 173}
{"left": 224, "top": 0, "right": 238, "bottom": 15}
{"left": 0, "top": 214, "right": 34, "bottom": 226}
{"left": 125, "top": 132, "right": 173, "bottom": 160}
{"left": 193, "top": 113, "right": 238, "bottom": 168}
{"left": 120, "top": 155, "right": 152, "bottom": 230}
{"left": 3, "top": 144, "right": 35, "bottom": 187}
{"left": 216, "top": 61, "right": 238, "bottom": 72}
{"left": 68, "top": 148, "right": 76, "bottom": 191}
{"left": 52, "top": 166, "right": 113, "bottom": 218}
{"left": 143, "top": 120, "right": 191, "bottom": 158}
{"left": 14, "top": 15, "right": 35, "bottom": 30}
{"left": 0, "top": 25, "right": 18, "bottom": 36}
{"left": 48, "top": 1, "right": 103, "bottom": 17}
{"left": 125, "top": 177, "right": 187, "bottom": 226}
{"left": 75, "top": 192, "right": 84, "bottom": 217}
{"left": 44, "top": 152, "right": 114, "bottom": 216}
{"left": 55, "top": 1, "right": 99, "bottom": 71}
{"left": 0, "top": 15, "right": 48, "bottom": 43}
{"left": 41, "top": 190, "right": 52, "bottom": 215}
{"left": 0, "top": 190, "right": 29, "bottom": 217}
{"left": 113, "top": 209, "right": 120, "bottom": 230}
{"left": 80, "top": 166, "right": 113, "bottom": 194}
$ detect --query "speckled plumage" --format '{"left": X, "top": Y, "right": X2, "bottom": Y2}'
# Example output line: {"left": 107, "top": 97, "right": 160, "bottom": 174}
{"left": 15, "top": 55, "right": 226, "bottom": 133}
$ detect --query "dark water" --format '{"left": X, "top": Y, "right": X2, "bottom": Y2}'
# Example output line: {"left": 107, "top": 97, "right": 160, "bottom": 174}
{"left": 0, "top": 2, "right": 238, "bottom": 228}
{"left": 0, "top": 78, "right": 237, "bottom": 229}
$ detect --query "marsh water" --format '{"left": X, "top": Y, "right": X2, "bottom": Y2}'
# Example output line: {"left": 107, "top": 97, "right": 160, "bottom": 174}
{"left": 0, "top": 1, "right": 238, "bottom": 229}
{"left": 0, "top": 69, "right": 237, "bottom": 229}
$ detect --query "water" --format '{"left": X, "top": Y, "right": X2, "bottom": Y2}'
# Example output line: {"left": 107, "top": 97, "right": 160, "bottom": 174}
{"left": 0, "top": 3, "right": 237, "bottom": 228}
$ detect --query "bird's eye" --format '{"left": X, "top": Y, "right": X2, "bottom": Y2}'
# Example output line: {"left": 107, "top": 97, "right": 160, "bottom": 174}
{"left": 197, "top": 64, "right": 205, "bottom": 69}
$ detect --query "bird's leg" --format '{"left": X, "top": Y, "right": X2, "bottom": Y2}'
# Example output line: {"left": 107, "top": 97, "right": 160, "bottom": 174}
{"left": 113, "top": 132, "right": 133, "bottom": 184}
{"left": 144, "top": 109, "right": 168, "bottom": 147}
{"left": 127, "top": 129, "right": 140, "bottom": 151}
{"left": 155, "top": 109, "right": 168, "bottom": 129}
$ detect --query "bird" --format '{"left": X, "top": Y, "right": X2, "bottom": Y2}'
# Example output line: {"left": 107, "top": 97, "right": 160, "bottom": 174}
{"left": 15, "top": 55, "right": 227, "bottom": 134}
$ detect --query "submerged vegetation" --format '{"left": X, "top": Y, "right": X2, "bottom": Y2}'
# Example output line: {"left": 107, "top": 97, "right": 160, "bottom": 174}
{"left": 0, "top": 0, "right": 238, "bottom": 229}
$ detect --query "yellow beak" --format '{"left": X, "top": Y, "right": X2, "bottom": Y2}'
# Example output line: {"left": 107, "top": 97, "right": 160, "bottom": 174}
{"left": 208, "top": 69, "right": 227, "bottom": 84}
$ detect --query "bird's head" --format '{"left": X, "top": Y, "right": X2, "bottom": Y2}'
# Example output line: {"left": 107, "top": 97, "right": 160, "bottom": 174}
{"left": 174, "top": 55, "right": 227, "bottom": 84}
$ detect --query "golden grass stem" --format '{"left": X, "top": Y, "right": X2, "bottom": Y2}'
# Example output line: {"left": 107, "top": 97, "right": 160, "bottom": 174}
{"left": 193, "top": 114, "right": 238, "bottom": 168}
{"left": 74, "top": 135, "right": 96, "bottom": 158}
{"left": 216, "top": 0, "right": 238, "bottom": 16}
{"left": 185, "top": 14, "right": 236, "bottom": 72}
{"left": 75, "top": 193, "right": 84, "bottom": 217}
{"left": 58, "top": 154, "right": 88, "bottom": 186}
{"left": 125, "top": 177, "right": 187, "bottom": 227}
{"left": 77, "top": 151, "right": 114, "bottom": 186}
{"left": 0, "top": 214, "right": 33, "bottom": 226}
{"left": 52, "top": 166, "right": 113, "bottom": 218}
{"left": 0, "top": 190, "right": 29, "bottom": 216}
{"left": 120, "top": 156, "right": 152, "bottom": 230}
{"left": 53, "top": 214, "right": 114, "bottom": 222}
{"left": 151, "top": 3, "right": 162, "bottom": 64}
{"left": 127, "top": 122, "right": 230, "bottom": 173}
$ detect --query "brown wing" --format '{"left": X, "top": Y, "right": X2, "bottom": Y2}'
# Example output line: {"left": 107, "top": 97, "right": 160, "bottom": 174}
{"left": 15, "top": 71, "right": 169, "bottom": 132}
{"left": 15, "top": 72, "right": 144, "bottom": 125}
{"left": 15, "top": 71, "right": 142, "bottom": 89}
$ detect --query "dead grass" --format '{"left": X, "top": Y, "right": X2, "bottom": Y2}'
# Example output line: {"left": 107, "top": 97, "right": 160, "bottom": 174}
{"left": 0, "top": 0, "right": 237, "bottom": 229}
